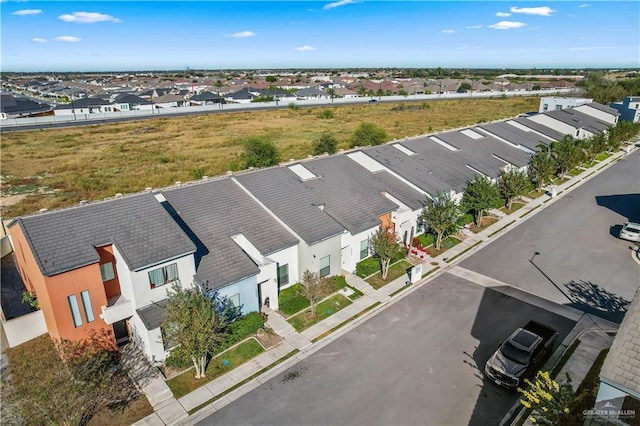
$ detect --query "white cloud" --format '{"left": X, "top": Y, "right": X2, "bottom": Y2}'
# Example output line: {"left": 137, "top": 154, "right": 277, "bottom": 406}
{"left": 31, "top": 37, "right": 46, "bottom": 43}
{"left": 12, "top": 9, "right": 42, "bottom": 16}
{"left": 579, "top": 3, "right": 590, "bottom": 7}
{"left": 510, "top": 6, "right": 555, "bottom": 16}
{"left": 226, "top": 30, "right": 256, "bottom": 38}
{"left": 496, "top": 12, "right": 511, "bottom": 17}
{"left": 58, "top": 12, "right": 121, "bottom": 24}
{"left": 55, "top": 36, "right": 81, "bottom": 42}
{"left": 465, "top": 25, "right": 483, "bottom": 29}
{"left": 295, "top": 45, "right": 316, "bottom": 51}
{"left": 441, "top": 29, "right": 455, "bottom": 34}
{"left": 323, "top": 0, "right": 357, "bottom": 10}
{"left": 489, "top": 21, "right": 526, "bottom": 30}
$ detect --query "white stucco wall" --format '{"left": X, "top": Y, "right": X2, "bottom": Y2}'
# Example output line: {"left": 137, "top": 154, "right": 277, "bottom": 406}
{"left": 573, "top": 105, "right": 618, "bottom": 125}
{"left": 112, "top": 246, "right": 196, "bottom": 310}
{"left": 298, "top": 234, "right": 343, "bottom": 279}
{"left": 129, "top": 313, "right": 166, "bottom": 364}
{"left": 340, "top": 228, "right": 378, "bottom": 273}
{"left": 267, "top": 244, "right": 299, "bottom": 295}
{"left": 528, "top": 114, "right": 580, "bottom": 138}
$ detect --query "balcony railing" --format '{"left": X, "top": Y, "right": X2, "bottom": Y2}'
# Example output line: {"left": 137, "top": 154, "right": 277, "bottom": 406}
{"left": 100, "top": 294, "right": 133, "bottom": 325}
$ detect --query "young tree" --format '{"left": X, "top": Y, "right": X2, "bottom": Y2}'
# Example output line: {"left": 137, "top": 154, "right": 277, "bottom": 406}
{"left": 312, "top": 132, "right": 338, "bottom": 155}
{"left": 551, "top": 136, "right": 581, "bottom": 178}
{"left": 369, "top": 226, "right": 405, "bottom": 280}
{"left": 240, "top": 137, "right": 280, "bottom": 168}
{"left": 350, "top": 122, "right": 388, "bottom": 148}
{"left": 461, "top": 175, "right": 501, "bottom": 227}
{"left": 326, "top": 87, "right": 336, "bottom": 103}
{"left": 499, "top": 168, "right": 529, "bottom": 210}
{"left": 5, "top": 331, "right": 138, "bottom": 426}
{"left": 162, "top": 283, "right": 229, "bottom": 379}
{"left": 421, "top": 192, "right": 461, "bottom": 250}
{"left": 519, "top": 371, "right": 574, "bottom": 425}
{"left": 299, "top": 270, "right": 336, "bottom": 317}
{"left": 529, "top": 147, "right": 558, "bottom": 192}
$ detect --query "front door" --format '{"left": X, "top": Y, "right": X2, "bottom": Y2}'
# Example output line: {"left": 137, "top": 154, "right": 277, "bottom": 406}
{"left": 113, "top": 320, "right": 129, "bottom": 346}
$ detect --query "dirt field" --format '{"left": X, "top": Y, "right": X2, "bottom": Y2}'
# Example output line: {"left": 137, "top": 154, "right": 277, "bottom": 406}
{"left": 0, "top": 97, "right": 539, "bottom": 217}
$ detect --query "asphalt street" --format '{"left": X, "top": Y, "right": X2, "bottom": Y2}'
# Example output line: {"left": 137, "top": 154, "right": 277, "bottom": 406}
{"left": 199, "top": 275, "right": 575, "bottom": 426}
{"left": 461, "top": 149, "right": 640, "bottom": 323}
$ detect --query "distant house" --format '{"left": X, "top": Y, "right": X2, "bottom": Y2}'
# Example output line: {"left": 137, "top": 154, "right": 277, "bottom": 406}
{"left": 224, "top": 87, "right": 259, "bottom": 103}
{"left": 189, "top": 91, "right": 226, "bottom": 106}
{"left": 53, "top": 96, "right": 112, "bottom": 117}
{"left": 0, "top": 93, "right": 52, "bottom": 119}
{"left": 295, "top": 87, "right": 329, "bottom": 100}
{"left": 110, "top": 94, "right": 154, "bottom": 112}
{"left": 538, "top": 96, "right": 593, "bottom": 113}
{"left": 610, "top": 96, "right": 640, "bottom": 123}
{"left": 153, "top": 93, "right": 189, "bottom": 108}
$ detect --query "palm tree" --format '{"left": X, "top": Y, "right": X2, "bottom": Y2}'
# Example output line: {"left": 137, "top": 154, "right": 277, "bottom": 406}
{"left": 326, "top": 87, "right": 336, "bottom": 103}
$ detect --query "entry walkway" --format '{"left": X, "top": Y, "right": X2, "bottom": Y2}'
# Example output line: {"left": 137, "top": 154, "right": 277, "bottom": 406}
{"left": 132, "top": 144, "right": 637, "bottom": 425}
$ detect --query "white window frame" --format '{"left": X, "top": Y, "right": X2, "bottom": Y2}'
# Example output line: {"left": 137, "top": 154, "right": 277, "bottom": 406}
{"left": 277, "top": 264, "right": 289, "bottom": 287}
{"left": 319, "top": 255, "right": 330, "bottom": 277}
{"left": 68, "top": 295, "right": 83, "bottom": 327}
{"left": 360, "top": 239, "right": 369, "bottom": 260}
{"left": 148, "top": 263, "right": 179, "bottom": 289}
{"left": 81, "top": 290, "right": 94, "bottom": 323}
{"left": 100, "top": 262, "right": 115, "bottom": 282}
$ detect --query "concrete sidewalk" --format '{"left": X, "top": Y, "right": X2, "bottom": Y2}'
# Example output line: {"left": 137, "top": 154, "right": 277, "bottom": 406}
{"left": 132, "top": 144, "right": 636, "bottom": 426}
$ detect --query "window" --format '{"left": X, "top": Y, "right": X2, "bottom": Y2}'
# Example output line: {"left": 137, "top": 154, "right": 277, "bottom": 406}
{"left": 228, "top": 294, "right": 240, "bottom": 308}
{"left": 68, "top": 295, "right": 83, "bottom": 327}
{"left": 277, "top": 264, "right": 289, "bottom": 287}
{"left": 100, "top": 263, "right": 115, "bottom": 282}
{"left": 555, "top": 105, "right": 562, "bottom": 110}
{"left": 319, "top": 255, "right": 330, "bottom": 277}
{"left": 81, "top": 291, "right": 94, "bottom": 323}
{"left": 360, "top": 239, "right": 369, "bottom": 260}
{"left": 543, "top": 104, "right": 548, "bottom": 111}
{"left": 148, "top": 263, "right": 179, "bottom": 289}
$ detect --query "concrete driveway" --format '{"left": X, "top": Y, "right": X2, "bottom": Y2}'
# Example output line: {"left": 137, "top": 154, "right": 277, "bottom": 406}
{"left": 460, "top": 149, "right": 640, "bottom": 323}
{"left": 198, "top": 274, "right": 575, "bottom": 426}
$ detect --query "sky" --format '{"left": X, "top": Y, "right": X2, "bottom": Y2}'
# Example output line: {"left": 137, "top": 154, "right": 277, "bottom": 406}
{"left": 1, "top": 1, "right": 639, "bottom": 72}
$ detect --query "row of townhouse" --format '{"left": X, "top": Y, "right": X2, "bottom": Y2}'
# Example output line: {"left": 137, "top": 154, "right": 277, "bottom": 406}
{"left": 6, "top": 101, "right": 620, "bottom": 364}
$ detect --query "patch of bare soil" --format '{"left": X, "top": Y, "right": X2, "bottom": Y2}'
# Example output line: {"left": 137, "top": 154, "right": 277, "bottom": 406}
{"left": 255, "top": 327, "right": 282, "bottom": 349}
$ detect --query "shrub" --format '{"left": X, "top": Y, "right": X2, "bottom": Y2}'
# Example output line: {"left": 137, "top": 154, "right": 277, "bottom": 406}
{"left": 278, "top": 284, "right": 310, "bottom": 316}
{"left": 240, "top": 137, "right": 280, "bottom": 168}
{"left": 165, "top": 346, "right": 192, "bottom": 369}
{"left": 350, "top": 122, "right": 388, "bottom": 148}
{"left": 288, "top": 103, "right": 299, "bottom": 110}
{"left": 356, "top": 257, "right": 380, "bottom": 278}
{"left": 316, "top": 109, "right": 334, "bottom": 119}
{"left": 312, "top": 133, "right": 338, "bottom": 155}
{"left": 220, "top": 312, "right": 264, "bottom": 349}
{"left": 331, "top": 275, "right": 348, "bottom": 289}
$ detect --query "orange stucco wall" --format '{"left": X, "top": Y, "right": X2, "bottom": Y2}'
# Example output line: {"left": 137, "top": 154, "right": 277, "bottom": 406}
{"left": 379, "top": 213, "right": 395, "bottom": 233}
{"left": 97, "top": 246, "right": 121, "bottom": 299}
{"left": 10, "top": 223, "right": 112, "bottom": 342}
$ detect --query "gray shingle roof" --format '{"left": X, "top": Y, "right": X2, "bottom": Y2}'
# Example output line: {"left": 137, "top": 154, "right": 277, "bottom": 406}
{"left": 137, "top": 300, "right": 167, "bottom": 331}
{"left": 514, "top": 117, "right": 565, "bottom": 141}
{"left": 545, "top": 109, "right": 610, "bottom": 134}
{"left": 234, "top": 168, "right": 344, "bottom": 244}
{"left": 10, "top": 193, "right": 196, "bottom": 276}
{"left": 364, "top": 141, "right": 468, "bottom": 194}
{"left": 580, "top": 102, "right": 620, "bottom": 116}
{"left": 293, "top": 156, "right": 425, "bottom": 234}
{"left": 600, "top": 288, "right": 640, "bottom": 398}
{"left": 161, "top": 178, "right": 299, "bottom": 291}
{"left": 479, "top": 122, "right": 552, "bottom": 152}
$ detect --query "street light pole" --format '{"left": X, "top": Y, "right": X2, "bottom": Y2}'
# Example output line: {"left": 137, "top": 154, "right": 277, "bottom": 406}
{"left": 529, "top": 251, "right": 572, "bottom": 302}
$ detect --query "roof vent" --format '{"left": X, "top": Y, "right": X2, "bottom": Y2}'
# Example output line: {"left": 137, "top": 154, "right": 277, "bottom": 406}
{"left": 175, "top": 181, "right": 182, "bottom": 186}
{"left": 226, "top": 171, "right": 233, "bottom": 175}
{"left": 79, "top": 200, "right": 88, "bottom": 205}
{"left": 202, "top": 176, "right": 209, "bottom": 180}
{"left": 115, "top": 193, "right": 123, "bottom": 198}
{"left": 145, "top": 187, "right": 153, "bottom": 192}
{"left": 39, "top": 208, "right": 48, "bottom": 213}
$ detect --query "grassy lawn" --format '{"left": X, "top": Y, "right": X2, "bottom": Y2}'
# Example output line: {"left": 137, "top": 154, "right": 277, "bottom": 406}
{"left": 166, "top": 338, "right": 264, "bottom": 399}
{"left": 414, "top": 232, "right": 435, "bottom": 249}
{"left": 287, "top": 294, "right": 352, "bottom": 332}
{"left": 596, "top": 152, "right": 612, "bottom": 161}
{"left": 355, "top": 257, "right": 381, "bottom": 278}
{"left": 526, "top": 189, "right": 548, "bottom": 199}
{"left": 366, "top": 259, "right": 413, "bottom": 289}
{"left": 469, "top": 216, "right": 499, "bottom": 233}
{"left": 568, "top": 168, "right": 583, "bottom": 176}
{"left": 278, "top": 283, "right": 310, "bottom": 317}
{"left": 424, "top": 236, "right": 463, "bottom": 257}
{"left": 500, "top": 202, "right": 526, "bottom": 215}
{"left": 1, "top": 97, "right": 540, "bottom": 217}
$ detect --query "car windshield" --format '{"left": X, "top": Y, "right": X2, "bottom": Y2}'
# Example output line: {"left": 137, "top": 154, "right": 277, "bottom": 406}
{"left": 624, "top": 225, "right": 640, "bottom": 234}
{"left": 501, "top": 341, "right": 530, "bottom": 365}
